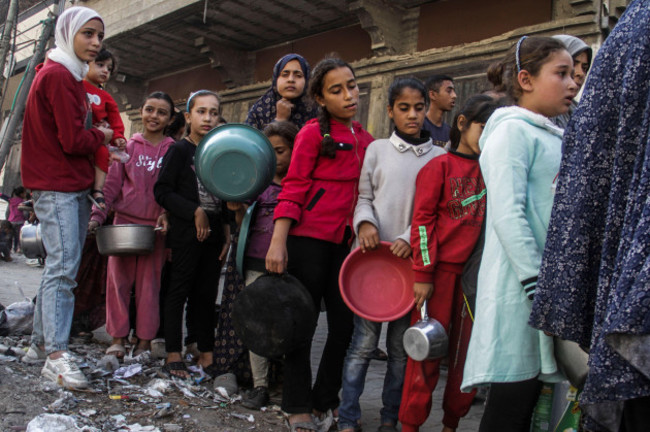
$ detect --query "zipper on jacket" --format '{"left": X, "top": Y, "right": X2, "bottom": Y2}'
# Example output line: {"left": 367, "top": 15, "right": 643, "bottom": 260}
{"left": 348, "top": 126, "right": 361, "bottom": 230}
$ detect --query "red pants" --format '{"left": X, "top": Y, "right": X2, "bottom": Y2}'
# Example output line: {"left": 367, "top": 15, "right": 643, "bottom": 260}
{"left": 399, "top": 263, "right": 476, "bottom": 431}
{"left": 105, "top": 216, "right": 166, "bottom": 340}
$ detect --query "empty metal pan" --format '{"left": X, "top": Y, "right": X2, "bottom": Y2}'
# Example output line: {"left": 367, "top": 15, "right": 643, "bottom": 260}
{"left": 95, "top": 224, "right": 158, "bottom": 256}
{"left": 403, "top": 300, "right": 448, "bottom": 361}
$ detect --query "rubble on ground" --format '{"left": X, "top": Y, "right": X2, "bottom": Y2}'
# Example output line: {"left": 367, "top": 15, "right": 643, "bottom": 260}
{"left": 0, "top": 335, "right": 288, "bottom": 431}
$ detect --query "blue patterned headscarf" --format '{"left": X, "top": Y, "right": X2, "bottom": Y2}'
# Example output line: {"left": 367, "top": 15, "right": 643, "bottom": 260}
{"left": 245, "top": 53, "right": 316, "bottom": 131}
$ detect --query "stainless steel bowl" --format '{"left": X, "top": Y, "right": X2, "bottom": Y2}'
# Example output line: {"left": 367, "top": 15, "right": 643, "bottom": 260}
{"left": 20, "top": 224, "right": 46, "bottom": 259}
{"left": 95, "top": 224, "right": 156, "bottom": 256}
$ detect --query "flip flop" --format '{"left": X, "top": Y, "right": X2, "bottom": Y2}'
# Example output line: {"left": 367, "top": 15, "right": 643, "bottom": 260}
{"left": 161, "top": 361, "right": 190, "bottom": 379}
{"left": 106, "top": 344, "right": 126, "bottom": 359}
{"left": 285, "top": 420, "right": 320, "bottom": 432}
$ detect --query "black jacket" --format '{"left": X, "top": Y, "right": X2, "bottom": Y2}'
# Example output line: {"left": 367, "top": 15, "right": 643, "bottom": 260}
{"left": 154, "top": 138, "right": 228, "bottom": 247}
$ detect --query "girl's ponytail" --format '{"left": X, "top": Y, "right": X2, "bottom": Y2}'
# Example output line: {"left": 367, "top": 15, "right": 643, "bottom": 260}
{"left": 486, "top": 62, "right": 507, "bottom": 94}
{"left": 318, "top": 109, "right": 336, "bottom": 158}
{"left": 308, "top": 56, "right": 356, "bottom": 159}
{"left": 449, "top": 94, "right": 503, "bottom": 150}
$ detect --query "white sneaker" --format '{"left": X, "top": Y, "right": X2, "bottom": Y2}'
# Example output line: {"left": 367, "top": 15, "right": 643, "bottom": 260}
{"left": 41, "top": 353, "right": 89, "bottom": 389}
{"left": 22, "top": 344, "right": 46, "bottom": 364}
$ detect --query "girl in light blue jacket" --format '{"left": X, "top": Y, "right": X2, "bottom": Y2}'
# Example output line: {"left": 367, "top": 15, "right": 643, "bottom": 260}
{"left": 461, "top": 36, "right": 578, "bottom": 431}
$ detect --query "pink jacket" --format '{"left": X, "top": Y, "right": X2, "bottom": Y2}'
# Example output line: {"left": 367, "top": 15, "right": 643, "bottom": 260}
{"left": 274, "top": 118, "right": 373, "bottom": 244}
{"left": 91, "top": 133, "right": 174, "bottom": 225}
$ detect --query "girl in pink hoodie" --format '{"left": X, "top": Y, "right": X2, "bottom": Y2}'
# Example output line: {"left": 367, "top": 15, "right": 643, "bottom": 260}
{"left": 89, "top": 91, "right": 175, "bottom": 359}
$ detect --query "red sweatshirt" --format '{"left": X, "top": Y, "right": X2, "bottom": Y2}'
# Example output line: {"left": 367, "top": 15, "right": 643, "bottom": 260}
{"left": 411, "top": 151, "right": 486, "bottom": 283}
{"left": 22, "top": 61, "right": 105, "bottom": 192}
{"left": 83, "top": 80, "right": 125, "bottom": 144}
{"left": 274, "top": 118, "right": 373, "bottom": 244}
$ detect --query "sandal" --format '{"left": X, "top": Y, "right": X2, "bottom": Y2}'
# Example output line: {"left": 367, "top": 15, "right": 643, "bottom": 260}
{"left": 285, "top": 417, "right": 320, "bottom": 432}
{"left": 106, "top": 343, "right": 126, "bottom": 359}
{"left": 161, "top": 361, "right": 190, "bottom": 379}
{"left": 88, "top": 189, "right": 106, "bottom": 209}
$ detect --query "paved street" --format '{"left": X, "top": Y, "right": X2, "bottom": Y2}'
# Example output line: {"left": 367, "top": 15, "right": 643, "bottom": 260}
{"left": 0, "top": 252, "right": 484, "bottom": 431}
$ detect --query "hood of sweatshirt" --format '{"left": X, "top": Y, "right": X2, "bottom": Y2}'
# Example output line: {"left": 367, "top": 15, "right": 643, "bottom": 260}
{"left": 480, "top": 106, "right": 563, "bottom": 151}
{"left": 91, "top": 133, "right": 175, "bottom": 225}
{"left": 552, "top": 34, "right": 592, "bottom": 66}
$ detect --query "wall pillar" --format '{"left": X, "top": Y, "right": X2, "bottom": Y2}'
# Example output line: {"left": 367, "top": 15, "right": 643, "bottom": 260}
{"left": 365, "top": 73, "right": 394, "bottom": 138}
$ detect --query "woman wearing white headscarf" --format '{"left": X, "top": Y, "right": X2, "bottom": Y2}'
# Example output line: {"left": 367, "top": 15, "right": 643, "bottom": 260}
{"left": 21, "top": 6, "right": 113, "bottom": 389}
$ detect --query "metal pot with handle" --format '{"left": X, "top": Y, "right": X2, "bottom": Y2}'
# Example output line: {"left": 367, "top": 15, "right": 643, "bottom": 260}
{"left": 95, "top": 224, "right": 162, "bottom": 256}
{"left": 19, "top": 223, "right": 46, "bottom": 259}
{"left": 403, "top": 300, "right": 448, "bottom": 361}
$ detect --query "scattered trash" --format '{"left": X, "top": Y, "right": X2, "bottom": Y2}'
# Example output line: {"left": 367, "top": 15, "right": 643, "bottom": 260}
{"left": 109, "top": 394, "right": 134, "bottom": 400}
{"left": 0, "top": 342, "right": 26, "bottom": 358}
{"left": 0, "top": 285, "right": 35, "bottom": 336}
{"left": 79, "top": 409, "right": 97, "bottom": 417}
{"left": 40, "top": 381, "right": 59, "bottom": 392}
{"left": 313, "top": 409, "right": 334, "bottom": 432}
{"left": 114, "top": 363, "right": 143, "bottom": 379}
{"left": 25, "top": 413, "right": 97, "bottom": 432}
{"left": 162, "top": 424, "right": 182, "bottom": 432}
{"left": 46, "top": 391, "right": 78, "bottom": 413}
{"left": 98, "top": 354, "right": 120, "bottom": 372}
{"left": 146, "top": 378, "right": 171, "bottom": 394}
{"left": 231, "top": 412, "right": 255, "bottom": 423}
{"left": 152, "top": 402, "right": 173, "bottom": 419}
{"left": 118, "top": 424, "right": 160, "bottom": 432}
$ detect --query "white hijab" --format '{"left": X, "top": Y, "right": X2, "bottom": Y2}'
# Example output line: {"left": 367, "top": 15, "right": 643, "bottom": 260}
{"left": 48, "top": 6, "right": 103, "bottom": 81}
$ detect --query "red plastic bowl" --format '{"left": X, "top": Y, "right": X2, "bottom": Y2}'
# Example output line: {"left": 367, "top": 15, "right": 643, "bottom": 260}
{"left": 339, "top": 241, "right": 415, "bottom": 322}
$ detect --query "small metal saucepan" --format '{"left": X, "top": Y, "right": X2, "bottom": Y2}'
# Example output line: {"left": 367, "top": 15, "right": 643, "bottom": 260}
{"left": 19, "top": 224, "right": 46, "bottom": 259}
{"left": 95, "top": 224, "right": 161, "bottom": 256}
{"left": 554, "top": 337, "right": 589, "bottom": 390}
{"left": 403, "top": 300, "right": 448, "bottom": 361}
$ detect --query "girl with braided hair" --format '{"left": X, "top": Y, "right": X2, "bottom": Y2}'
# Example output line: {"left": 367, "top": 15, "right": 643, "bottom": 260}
{"left": 266, "top": 57, "right": 374, "bottom": 432}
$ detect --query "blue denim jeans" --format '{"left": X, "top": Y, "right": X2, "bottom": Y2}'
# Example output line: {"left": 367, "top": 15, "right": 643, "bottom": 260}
{"left": 338, "top": 313, "right": 410, "bottom": 429}
{"left": 31, "top": 190, "right": 90, "bottom": 354}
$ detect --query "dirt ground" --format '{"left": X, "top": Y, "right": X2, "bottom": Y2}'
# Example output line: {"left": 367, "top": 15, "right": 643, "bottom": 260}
{"left": 0, "top": 335, "right": 289, "bottom": 432}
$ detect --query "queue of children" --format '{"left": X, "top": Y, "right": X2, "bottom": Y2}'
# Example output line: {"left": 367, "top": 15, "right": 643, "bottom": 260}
{"left": 16, "top": 3, "right": 650, "bottom": 431}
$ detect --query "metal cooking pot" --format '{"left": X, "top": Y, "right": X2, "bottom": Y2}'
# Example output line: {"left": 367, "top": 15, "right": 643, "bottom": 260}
{"left": 554, "top": 337, "right": 589, "bottom": 390}
{"left": 403, "top": 300, "right": 448, "bottom": 361}
{"left": 195, "top": 123, "right": 276, "bottom": 202}
{"left": 20, "top": 224, "right": 46, "bottom": 259}
{"left": 95, "top": 224, "right": 158, "bottom": 256}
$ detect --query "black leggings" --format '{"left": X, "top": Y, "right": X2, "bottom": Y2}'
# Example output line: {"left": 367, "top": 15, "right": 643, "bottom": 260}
{"left": 281, "top": 234, "right": 353, "bottom": 414}
{"left": 164, "top": 240, "right": 221, "bottom": 354}
{"left": 479, "top": 378, "right": 543, "bottom": 432}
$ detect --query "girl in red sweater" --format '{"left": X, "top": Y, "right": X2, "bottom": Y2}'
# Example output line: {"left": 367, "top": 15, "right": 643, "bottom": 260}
{"left": 400, "top": 95, "right": 501, "bottom": 432}
{"left": 21, "top": 6, "right": 113, "bottom": 389}
{"left": 266, "top": 57, "right": 374, "bottom": 432}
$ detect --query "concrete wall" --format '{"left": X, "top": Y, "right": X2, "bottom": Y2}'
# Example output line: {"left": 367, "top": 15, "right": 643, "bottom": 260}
{"left": 418, "top": 0, "right": 552, "bottom": 50}
{"left": 76, "top": 0, "right": 201, "bottom": 37}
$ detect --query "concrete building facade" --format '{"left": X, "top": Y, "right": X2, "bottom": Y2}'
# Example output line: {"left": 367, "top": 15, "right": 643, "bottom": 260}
{"left": 0, "top": 0, "right": 633, "bottom": 191}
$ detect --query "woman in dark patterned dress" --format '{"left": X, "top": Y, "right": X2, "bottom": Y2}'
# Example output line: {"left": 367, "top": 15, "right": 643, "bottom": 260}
{"left": 530, "top": 1, "right": 650, "bottom": 430}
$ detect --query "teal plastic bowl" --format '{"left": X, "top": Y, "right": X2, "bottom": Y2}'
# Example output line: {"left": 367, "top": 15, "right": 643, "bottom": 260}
{"left": 195, "top": 123, "right": 276, "bottom": 201}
